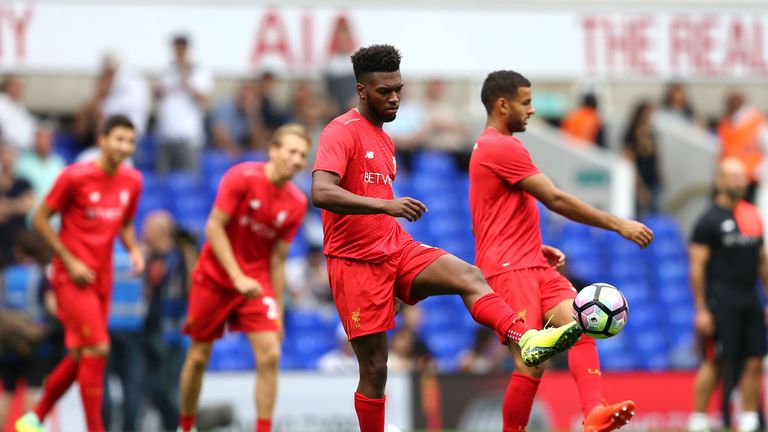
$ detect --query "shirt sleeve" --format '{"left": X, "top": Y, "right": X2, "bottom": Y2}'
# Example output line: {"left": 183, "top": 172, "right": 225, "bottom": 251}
{"left": 213, "top": 166, "right": 247, "bottom": 216}
{"left": 44, "top": 168, "right": 74, "bottom": 212}
{"left": 313, "top": 122, "right": 353, "bottom": 178}
{"left": 482, "top": 140, "right": 540, "bottom": 186}
{"left": 280, "top": 204, "right": 307, "bottom": 243}
{"left": 691, "top": 214, "right": 716, "bottom": 246}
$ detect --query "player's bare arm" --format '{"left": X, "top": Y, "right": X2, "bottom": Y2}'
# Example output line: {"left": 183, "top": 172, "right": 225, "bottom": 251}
{"left": 519, "top": 172, "right": 653, "bottom": 248}
{"left": 119, "top": 219, "right": 145, "bottom": 275}
{"left": 689, "top": 242, "right": 713, "bottom": 335}
{"left": 32, "top": 202, "right": 95, "bottom": 286}
{"left": 312, "top": 170, "right": 427, "bottom": 221}
{"left": 205, "top": 207, "right": 263, "bottom": 299}
{"left": 270, "top": 240, "right": 291, "bottom": 339}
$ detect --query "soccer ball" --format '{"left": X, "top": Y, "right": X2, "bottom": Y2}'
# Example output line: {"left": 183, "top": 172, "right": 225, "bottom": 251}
{"left": 572, "top": 283, "right": 628, "bottom": 339}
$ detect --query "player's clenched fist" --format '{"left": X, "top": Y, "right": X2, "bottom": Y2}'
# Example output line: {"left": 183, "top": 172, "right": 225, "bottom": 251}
{"left": 384, "top": 197, "right": 428, "bottom": 222}
{"left": 617, "top": 220, "right": 654, "bottom": 248}
{"left": 233, "top": 274, "right": 263, "bottom": 299}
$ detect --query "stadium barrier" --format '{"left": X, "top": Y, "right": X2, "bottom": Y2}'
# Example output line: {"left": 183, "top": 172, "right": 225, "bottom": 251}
{"left": 32, "top": 370, "right": 753, "bottom": 431}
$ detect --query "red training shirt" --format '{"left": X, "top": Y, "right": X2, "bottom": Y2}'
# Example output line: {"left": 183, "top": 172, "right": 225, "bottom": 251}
{"left": 313, "top": 109, "right": 410, "bottom": 262}
{"left": 469, "top": 127, "right": 548, "bottom": 278}
{"left": 45, "top": 161, "right": 142, "bottom": 292}
{"left": 193, "top": 162, "right": 307, "bottom": 293}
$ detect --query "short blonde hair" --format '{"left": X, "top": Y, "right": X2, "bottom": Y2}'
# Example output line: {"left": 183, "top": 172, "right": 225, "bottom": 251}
{"left": 270, "top": 123, "right": 311, "bottom": 149}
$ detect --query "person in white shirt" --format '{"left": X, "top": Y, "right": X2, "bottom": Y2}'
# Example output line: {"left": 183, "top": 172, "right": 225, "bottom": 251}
{"left": 100, "top": 54, "right": 151, "bottom": 137}
{"left": 155, "top": 34, "right": 213, "bottom": 173}
{"left": 0, "top": 75, "right": 37, "bottom": 152}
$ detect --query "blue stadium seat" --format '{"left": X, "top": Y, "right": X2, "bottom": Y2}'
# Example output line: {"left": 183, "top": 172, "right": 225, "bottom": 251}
{"left": 201, "top": 149, "right": 235, "bottom": 177}
{"left": 164, "top": 172, "right": 203, "bottom": 196}
{"left": 2, "top": 265, "right": 42, "bottom": 313}
{"left": 412, "top": 151, "right": 458, "bottom": 176}
{"left": 240, "top": 150, "right": 268, "bottom": 163}
{"left": 171, "top": 195, "right": 209, "bottom": 220}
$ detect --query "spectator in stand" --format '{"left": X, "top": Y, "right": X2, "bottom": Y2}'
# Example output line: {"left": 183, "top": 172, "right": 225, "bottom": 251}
{"left": 0, "top": 231, "right": 61, "bottom": 431}
{"left": 623, "top": 101, "right": 662, "bottom": 215}
{"left": 155, "top": 34, "right": 213, "bottom": 173}
{"left": 0, "top": 74, "right": 37, "bottom": 152}
{"left": 422, "top": 78, "right": 473, "bottom": 169}
{"left": 255, "top": 71, "right": 289, "bottom": 133}
{"left": 458, "top": 327, "right": 506, "bottom": 374}
{"left": 286, "top": 246, "right": 333, "bottom": 308}
{"left": 561, "top": 93, "right": 605, "bottom": 148}
{"left": 289, "top": 81, "right": 332, "bottom": 165}
{"left": 661, "top": 82, "right": 697, "bottom": 124}
{"left": 142, "top": 211, "right": 194, "bottom": 432}
{"left": 210, "top": 79, "right": 268, "bottom": 157}
{"left": 74, "top": 54, "right": 151, "bottom": 155}
{"left": 717, "top": 90, "right": 768, "bottom": 203}
{"left": 0, "top": 145, "right": 35, "bottom": 268}
{"left": 387, "top": 328, "right": 419, "bottom": 373}
{"left": 317, "top": 324, "right": 358, "bottom": 373}
{"left": 323, "top": 17, "right": 358, "bottom": 116}
{"left": 15, "top": 122, "right": 65, "bottom": 216}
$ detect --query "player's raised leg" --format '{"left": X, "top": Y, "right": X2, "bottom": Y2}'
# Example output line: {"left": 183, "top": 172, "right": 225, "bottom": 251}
{"left": 178, "top": 340, "right": 213, "bottom": 432}
{"left": 247, "top": 332, "right": 282, "bottom": 432}
{"left": 407, "top": 253, "right": 581, "bottom": 367}
{"left": 350, "top": 333, "right": 389, "bottom": 432}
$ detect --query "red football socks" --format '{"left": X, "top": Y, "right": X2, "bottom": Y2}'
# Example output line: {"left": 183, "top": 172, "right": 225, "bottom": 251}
{"left": 354, "top": 392, "right": 386, "bottom": 432}
{"left": 256, "top": 418, "right": 272, "bottom": 432}
{"left": 502, "top": 372, "right": 540, "bottom": 431}
{"left": 470, "top": 293, "right": 530, "bottom": 343}
{"left": 569, "top": 334, "right": 603, "bottom": 416}
{"left": 179, "top": 413, "right": 196, "bottom": 431}
{"left": 78, "top": 355, "right": 107, "bottom": 432}
{"left": 34, "top": 355, "right": 79, "bottom": 421}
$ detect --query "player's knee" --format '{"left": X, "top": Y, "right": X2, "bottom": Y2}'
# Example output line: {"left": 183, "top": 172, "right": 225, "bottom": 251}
{"left": 82, "top": 343, "right": 110, "bottom": 357}
{"left": 461, "top": 264, "right": 489, "bottom": 294}
{"left": 187, "top": 345, "right": 212, "bottom": 371}
{"left": 360, "top": 358, "right": 388, "bottom": 388}
{"left": 258, "top": 345, "right": 281, "bottom": 370}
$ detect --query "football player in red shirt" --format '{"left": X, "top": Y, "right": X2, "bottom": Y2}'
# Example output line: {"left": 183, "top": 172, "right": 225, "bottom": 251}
{"left": 312, "top": 44, "right": 582, "bottom": 432}
{"left": 16, "top": 115, "right": 144, "bottom": 432}
{"left": 177, "top": 124, "right": 309, "bottom": 432}
{"left": 469, "top": 70, "right": 653, "bottom": 431}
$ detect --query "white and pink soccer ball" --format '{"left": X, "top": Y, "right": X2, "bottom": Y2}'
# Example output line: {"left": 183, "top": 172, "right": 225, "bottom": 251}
{"left": 572, "top": 283, "right": 629, "bottom": 339}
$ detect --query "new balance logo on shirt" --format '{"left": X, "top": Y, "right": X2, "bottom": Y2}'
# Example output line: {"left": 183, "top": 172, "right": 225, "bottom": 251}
{"left": 365, "top": 151, "right": 375, "bottom": 159}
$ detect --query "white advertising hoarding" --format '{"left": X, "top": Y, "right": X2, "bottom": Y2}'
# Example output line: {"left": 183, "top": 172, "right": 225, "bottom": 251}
{"left": 51, "top": 372, "right": 412, "bottom": 432}
{"left": 0, "top": 3, "right": 767, "bottom": 79}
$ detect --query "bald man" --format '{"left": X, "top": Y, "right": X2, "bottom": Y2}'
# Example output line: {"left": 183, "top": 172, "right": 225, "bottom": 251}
{"left": 688, "top": 158, "right": 768, "bottom": 432}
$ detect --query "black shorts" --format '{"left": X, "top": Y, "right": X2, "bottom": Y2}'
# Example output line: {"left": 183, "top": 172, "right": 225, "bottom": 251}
{"left": 701, "top": 300, "right": 768, "bottom": 361}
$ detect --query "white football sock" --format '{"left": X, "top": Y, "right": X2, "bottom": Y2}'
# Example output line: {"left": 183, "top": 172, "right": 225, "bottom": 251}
{"left": 738, "top": 411, "right": 759, "bottom": 432}
{"left": 687, "top": 412, "right": 710, "bottom": 432}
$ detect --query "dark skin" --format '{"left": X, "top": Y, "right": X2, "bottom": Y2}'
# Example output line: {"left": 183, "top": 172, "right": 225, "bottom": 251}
{"left": 312, "top": 70, "right": 504, "bottom": 398}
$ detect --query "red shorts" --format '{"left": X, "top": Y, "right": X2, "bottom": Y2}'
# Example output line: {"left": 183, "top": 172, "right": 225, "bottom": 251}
{"left": 54, "top": 282, "right": 111, "bottom": 349}
{"left": 183, "top": 274, "right": 279, "bottom": 342}
{"left": 327, "top": 239, "right": 448, "bottom": 340}
{"left": 487, "top": 266, "right": 577, "bottom": 330}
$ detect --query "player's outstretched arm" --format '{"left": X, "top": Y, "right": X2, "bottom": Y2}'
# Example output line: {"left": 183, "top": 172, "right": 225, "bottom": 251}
{"left": 518, "top": 173, "right": 653, "bottom": 248}
{"left": 32, "top": 202, "right": 95, "bottom": 285}
{"left": 312, "top": 170, "right": 427, "bottom": 221}
{"left": 205, "top": 208, "right": 262, "bottom": 299}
